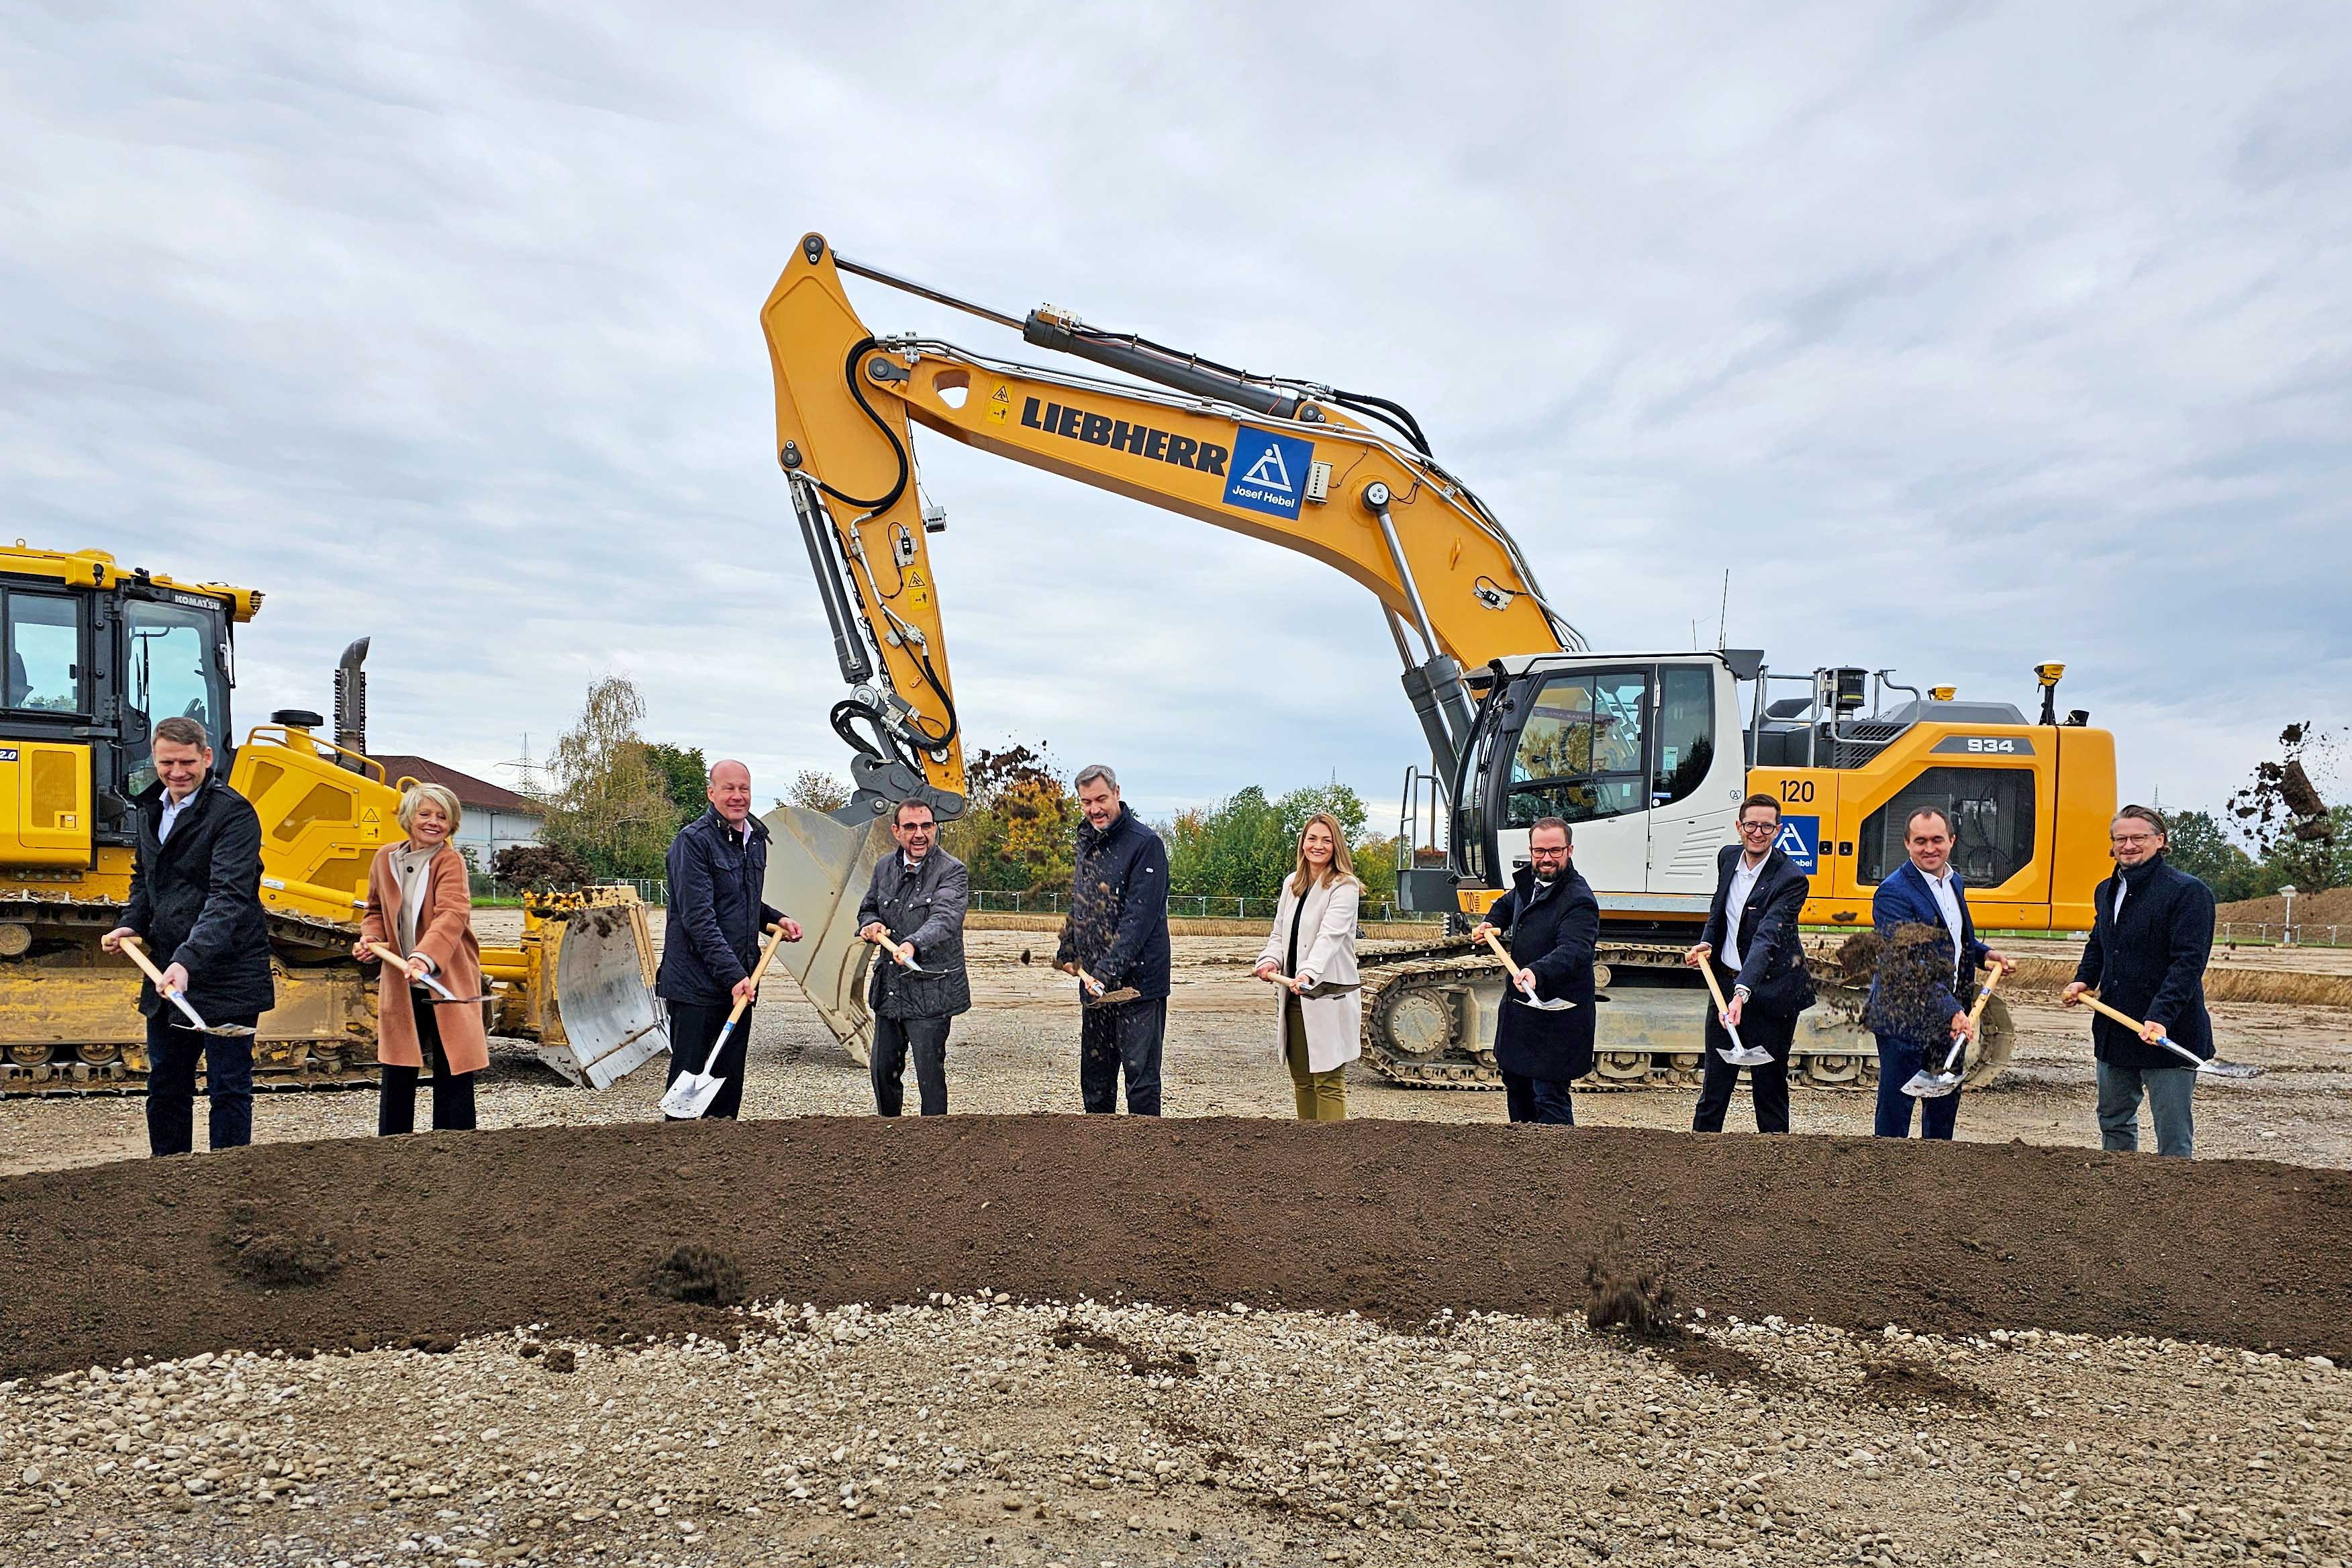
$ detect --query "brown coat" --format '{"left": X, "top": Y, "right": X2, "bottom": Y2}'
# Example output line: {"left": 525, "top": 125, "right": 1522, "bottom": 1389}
{"left": 360, "top": 841, "right": 489, "bottom": 1074}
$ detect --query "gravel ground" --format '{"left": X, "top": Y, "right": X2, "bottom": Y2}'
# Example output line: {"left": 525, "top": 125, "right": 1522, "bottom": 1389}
{"left": 5, "top": 1302, "right": 2348, "bottom": 1568}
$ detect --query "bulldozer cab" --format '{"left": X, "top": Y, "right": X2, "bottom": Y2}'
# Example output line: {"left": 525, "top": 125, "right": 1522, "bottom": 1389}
{"left": 119, "top": 592, "right": 233, "bottom": 793}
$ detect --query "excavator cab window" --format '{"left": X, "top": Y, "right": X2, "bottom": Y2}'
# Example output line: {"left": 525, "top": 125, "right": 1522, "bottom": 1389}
{"left": 2, "top": 589, "right": 85, "bottom": 715}
{"left": 1651, "top": 664, "right": 1714, "bottom": 806}
{"left": 1856, "top": 765, "right": 2038, "bottom": 889}
{"left": 122, "top": 597, "right": 230, "bottom": 793}
{"left": 1504, "top": 671, "right": 1649, "bottom": 827}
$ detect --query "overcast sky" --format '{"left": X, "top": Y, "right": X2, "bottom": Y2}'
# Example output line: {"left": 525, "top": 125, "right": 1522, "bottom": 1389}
{"left": 5, "top": 3, "right": 2346, "bottom": 834}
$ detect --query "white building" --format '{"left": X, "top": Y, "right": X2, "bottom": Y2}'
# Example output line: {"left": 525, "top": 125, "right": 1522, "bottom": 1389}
{"left": 372, "top": 754, "right": 546, "bottom": 868}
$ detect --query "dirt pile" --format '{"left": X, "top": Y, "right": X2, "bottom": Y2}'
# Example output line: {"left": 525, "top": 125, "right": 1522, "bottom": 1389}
{"left": 2, "top": 1117, "right": 2348, "bottom": 1379}
{"left": 2219, "top": 885, "right": 2352, "bottom": 930}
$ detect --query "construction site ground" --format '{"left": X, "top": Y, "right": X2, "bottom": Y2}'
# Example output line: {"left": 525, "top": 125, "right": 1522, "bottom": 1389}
{"left": 4, "top": 926, "right": 2349, "bottom": 1567}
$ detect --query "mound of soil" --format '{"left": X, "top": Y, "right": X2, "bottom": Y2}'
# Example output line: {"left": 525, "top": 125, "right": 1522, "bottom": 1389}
{"left": 1, "top": 1118, "right": 2348, "bottom": 1379}
{"left": 2218, "top": 885, "right": 2352, "bottom": 930}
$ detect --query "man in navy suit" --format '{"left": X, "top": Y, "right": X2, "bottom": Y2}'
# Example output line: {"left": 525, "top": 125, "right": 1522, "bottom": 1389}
{"left": 1867, "top": 805, "right": 2010, "bottom": 1138}
{"left": 1684, "top": 793, "right": 1816, "bottom": 1133}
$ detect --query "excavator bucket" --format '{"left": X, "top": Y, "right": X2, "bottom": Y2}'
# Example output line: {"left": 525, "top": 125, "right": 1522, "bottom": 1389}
{"left": 760, "top": 804, "right": 886, "bottom": 1067}
{"left": 1958, "top": 993, "right": 2016, "bottom": 1091}
{"left": 532, "top": 892, "right": 669, "bottom": 1089}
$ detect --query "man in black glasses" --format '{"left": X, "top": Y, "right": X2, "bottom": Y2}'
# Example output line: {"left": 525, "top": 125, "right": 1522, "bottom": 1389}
{"left": 1684, "top": 793, "right": 1816, "bottom": 1132}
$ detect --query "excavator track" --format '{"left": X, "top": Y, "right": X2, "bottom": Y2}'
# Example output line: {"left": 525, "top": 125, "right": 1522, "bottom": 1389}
{"left": 0, "top": 895, "right": 382, "bottom": 1099}
{"left": 1357, "top": 932, "right": 1895, "bottom": 1093}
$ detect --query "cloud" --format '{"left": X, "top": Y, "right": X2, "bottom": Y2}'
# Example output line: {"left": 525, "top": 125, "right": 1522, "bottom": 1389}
{"left": 1, "top": 1, "right": 2345, "bottom": 854}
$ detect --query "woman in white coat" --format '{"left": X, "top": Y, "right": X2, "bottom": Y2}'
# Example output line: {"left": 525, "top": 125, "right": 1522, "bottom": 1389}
{"left": 1253, "top": 812, "right": 1363, "bottom": 1120}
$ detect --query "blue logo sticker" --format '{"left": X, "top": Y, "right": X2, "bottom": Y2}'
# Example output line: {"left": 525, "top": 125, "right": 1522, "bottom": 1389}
{"left": 1222, "top": 426, "right": 1314, "bottom": 520}
{"left": 1773, "top": 814, "right": 1820, "bottom": 874}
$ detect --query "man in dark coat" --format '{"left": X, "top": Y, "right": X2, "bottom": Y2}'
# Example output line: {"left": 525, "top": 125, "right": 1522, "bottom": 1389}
{"left": 1685, "top": 793, "right": 1816, "bottom": 1133}
{"left": 856, "top": 799, "right": 971, "bottom": 1116}
{"left": 2063, "top": 805, "right": 2214, "bottom": 1158}
{"left": 656, "top": 760, "right": 800, "bottom": 1120}
{"left": 100, "top": 717, "right": 275, "bottom": 1156}
{"left": 1053, "top": 765, "right": 1171, "bottom": 1115}
{"left": 1867, "top": 805, "right": 2010, "bottom": 1139}
{"left": 1470, "top": 816, "right": 1598, "bottom": 1125}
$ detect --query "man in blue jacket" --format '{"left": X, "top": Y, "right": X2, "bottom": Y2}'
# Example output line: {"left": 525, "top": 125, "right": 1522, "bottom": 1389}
{"left": 1867, "top": 805, "right": 2010, "bottom": 1139}
{"left": 2062, "top": 805, "right": 2215, "bottom": 1158}
{"left": 1685, "top": 793, "right": 1816, "bottom": 1133}
{"left": 1471, "top": 817, "right": 1599, "bottom": 1125}
{"left": 1055, "top": 765, "right": 1171, "bottom": 1115}
{"left": 656, "top": 761, "right": 801, "bottom": 1120}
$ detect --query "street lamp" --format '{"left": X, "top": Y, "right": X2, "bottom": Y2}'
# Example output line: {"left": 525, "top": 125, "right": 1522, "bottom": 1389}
{"left": 2281, "top": 885, "right": 2299, "bottom": 948}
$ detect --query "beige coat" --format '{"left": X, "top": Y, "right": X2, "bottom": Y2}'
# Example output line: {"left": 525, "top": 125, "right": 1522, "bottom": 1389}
{"left": 360, "top": 841, "right": 489, "bottom": 1074}
{"left": 1256, "top": 875, "right": 1363, "bottom": 1073}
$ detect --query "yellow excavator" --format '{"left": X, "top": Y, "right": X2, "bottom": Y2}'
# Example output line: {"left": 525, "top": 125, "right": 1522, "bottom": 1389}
{"left": 0, "top": 543, "right": 664, "bottom": 1097}
{"left": 754, "top": 236, "right": 2117, "bottom": 1090}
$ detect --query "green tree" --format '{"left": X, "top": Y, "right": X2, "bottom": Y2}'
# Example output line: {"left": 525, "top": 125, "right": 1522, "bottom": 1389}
{"left": 940, "top": 742, "right": 1075, "bottom": 893}
{"left": 541, "top": 676, "right": 676, "bottom": 880}
{"left": 1350, "top": 832, "right": 1400, "bottom": 912}
{"left": 2164, "top": 808, "right": 2264, "bottom": 902}
{"left": 640, "top": 742, "right": 709, "bottom": 825}
{"left": 781, "top": 769, "right": 850, "bottom": 814}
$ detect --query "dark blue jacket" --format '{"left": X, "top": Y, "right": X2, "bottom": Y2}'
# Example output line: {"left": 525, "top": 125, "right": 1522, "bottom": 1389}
{"left": 656, "top": 809, "right": 784, "bottom": 1007}
{"left": 2072, "top": 854, "right": 2215, "bottom": 1067}
{"left": 1865, "top": 859, "right": 1991, "bottom": 1042}
{"left": 124, "top": 773, "right": 275, "bottom": 1020}
{"left": 1698, "top": 844, "right": 1816, "bottom": 1019}
{"left": 1052, "top": 805, "right": 1171, "bottom": 999}
{"left": 1487, "top": 861, "right": 1600, "bottom": 1083}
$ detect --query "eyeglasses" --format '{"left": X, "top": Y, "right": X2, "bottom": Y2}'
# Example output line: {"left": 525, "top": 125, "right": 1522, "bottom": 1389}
{"left": 1738, "top": 820, "right": 1777, "bottom": 833}
{"left": 2110, "top": 833, "right": 2158, "bottom": 845}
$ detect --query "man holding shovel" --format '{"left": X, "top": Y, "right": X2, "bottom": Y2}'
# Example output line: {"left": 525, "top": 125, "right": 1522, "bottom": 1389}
{"left": 656, "top": 761, "right": 801, "bottom": 1121}
{"left": 1867, "top": 806, "right": 2011, "bottom": 1139}
{"left": 2062, "top": 805, "right": 2216, "bottom": 1158}
{"left": 1470, "top": 817, "right": 1598, "bottom": 1125}
{"left": 99, "top": 717, "right": 275, "bottom": 1156}
{"left": 1684, "top": 793, "right": 1816, "bottom": 1134}
{"left": 1053, "top": 765, "right": 1171, "bottom": 1116}
{"left": 856, "top": 799, "right": 970, "bottom": 1116}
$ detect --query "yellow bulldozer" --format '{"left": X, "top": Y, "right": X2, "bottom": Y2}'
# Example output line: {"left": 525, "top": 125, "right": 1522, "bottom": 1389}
{"left": 0, "top": 542, "right": 665, "bottom": 1097}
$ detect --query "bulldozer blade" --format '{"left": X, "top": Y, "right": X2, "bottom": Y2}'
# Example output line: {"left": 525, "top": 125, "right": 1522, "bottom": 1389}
{"left": 761, "top": 804, "right": 890, "bottom": 1069}
{"left": 539, "top": 901, "right": 668, "bottom": 1089}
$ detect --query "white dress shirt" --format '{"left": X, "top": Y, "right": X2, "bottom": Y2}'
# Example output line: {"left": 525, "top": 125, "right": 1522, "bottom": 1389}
{"left": 1920, "top": 865, "right": 1965, "bottom": 981}
{"left": 158, "top": 787, "right": 195, "bottom": 843}
{"left": 1720, "top": 852, "right": 1768, "bottom": 971}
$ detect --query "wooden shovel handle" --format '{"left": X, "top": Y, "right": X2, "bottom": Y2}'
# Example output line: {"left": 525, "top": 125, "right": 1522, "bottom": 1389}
{"left": 1479, "top": 929, "right": 1532, "bottom": 987}
{"left": 367, "top": 941, "right": 424, "bottom": 975}
{"left": 1964, "top": 959, "right": 2010, "bottom": 1032}
{"left": 2075, "top": 992, "right": 2146, "bottom": 1034}
{"left": 726, "top": 923, "right": 793, "bottom": 1024}
{"left": 115, "top": 934, "right": 170, "bottom": 989}
{"left": 1695, "top": 957, "right": 1732, "bottom": 1015}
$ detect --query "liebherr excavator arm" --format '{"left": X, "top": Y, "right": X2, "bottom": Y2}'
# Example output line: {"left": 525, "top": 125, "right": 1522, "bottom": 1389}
{"left": 759, "top": 232, "right": 1583, "bottom": 826}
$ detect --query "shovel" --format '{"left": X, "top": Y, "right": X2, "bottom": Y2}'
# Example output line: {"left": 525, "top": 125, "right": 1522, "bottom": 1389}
{"left": 861, "top": 928, "right": 937, "bottom": 975}
{"left": 366, "top": 943, "right": 491, "bottom": 1006}
{"left": 2075, "top": 993, "right": 2254, "bottom": 1078}
{"left": 659, "top": 923, "right": 789, "bottom": 1120}
{"left": 1904, "top": 961, "right": 2008, "bottom": 1099}
{"left": 1256, "top": 971, "right": 1362, "bottom": 999}
{"left": 1696, "top": 959, "right": 1772, "bottom": 1068}
{"left": 1479, "top": 930, "right": 1577, "bottom": 1012}
{"left": 1059, "top": 963, "right": 1140, "bottom": 1008}
{"left": 117, "top": 936, "right": 257, "bottom": 1038}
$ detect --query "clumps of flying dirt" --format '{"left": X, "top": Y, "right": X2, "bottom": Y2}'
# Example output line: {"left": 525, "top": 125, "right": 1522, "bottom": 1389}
{"left": 1865, "top": 922, "right": 1972, "bottom": 1041}
{"left": 1048, "top": 1318, "right": 1202, "bottom": 1380}
{"left": 217, "top": 1206, "right": 345, "bottom": 1289}
{"left": 1584, "top": 1238, "right": 1779, "bottom": 1388}
{"left": 1585, "top": 1251, "right": 1679, "bottom": 1338}
{"left": 2231, "top": 722, "right": 2340, "bottom": 848}
{"left": 649, "top": 1244, "right": 745, "bottom": 1308}
{"left": 1859, "top": 1357, "right": 1992, "bottom": 1410}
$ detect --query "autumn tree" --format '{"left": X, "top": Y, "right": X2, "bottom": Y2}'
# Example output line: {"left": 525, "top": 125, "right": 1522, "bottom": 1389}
{"left": 781, "top": 768, "right": 851, "bottom": 814}
{"left": 541, "top": 676, "right": 676, "bottom": 879}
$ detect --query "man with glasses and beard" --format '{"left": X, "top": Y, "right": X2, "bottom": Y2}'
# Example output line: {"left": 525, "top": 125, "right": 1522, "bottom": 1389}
{"left": 1470, "top": 816, "right": 1598, "bottom": 1124}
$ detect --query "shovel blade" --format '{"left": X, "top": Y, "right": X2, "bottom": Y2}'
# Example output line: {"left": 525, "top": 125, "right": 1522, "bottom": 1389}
{"left": 1902, "top": 1071, "right": 1961, "bottom": 1099}
{"left": 762, "top": 805, "right": 893, "bottom": 1068}
{"left": 658, "top": 1071, "right": 726, "bottom": 1120}
{"left": 1514, "top": 995, "right": 1577, "bottom": 1012}
{"left": 1718, "top": 1046, "right": 1773, "bottom": 1067}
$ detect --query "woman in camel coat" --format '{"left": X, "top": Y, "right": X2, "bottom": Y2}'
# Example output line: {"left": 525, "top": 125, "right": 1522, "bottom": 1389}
{"left": 1253, "top": 812, "right": 1364, "bottom": 1121}
{"left": 356, "top": 783, "right": 489, "bottom": 1134}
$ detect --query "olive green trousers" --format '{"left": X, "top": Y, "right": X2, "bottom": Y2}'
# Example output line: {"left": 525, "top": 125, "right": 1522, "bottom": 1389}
{"left": 1283, "top": 994, "right": 1347, "bottom": 1121}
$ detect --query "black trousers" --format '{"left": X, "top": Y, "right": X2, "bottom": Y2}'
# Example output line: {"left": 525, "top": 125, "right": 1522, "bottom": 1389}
{"left": 1692, "top": 963, "right": 1796, "bottom": 1134}
{"left": 1080, "top": 995, "right": 1165, "bottom": 1116}
{"left": 145, "top": 1008, "right": 260, "bottom": 1157}
{"left": 663, "top": 1000, "right": 751, "bottom": 1120}
{"left": 378, "top": 1000, "right": 479, "bottom": 1135}
{"left": 871, "top": 1014, "right": 950, "bottom": 1116}
{"left": 1501, "top": 1071, "right": 1575, "bottom": 1125}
